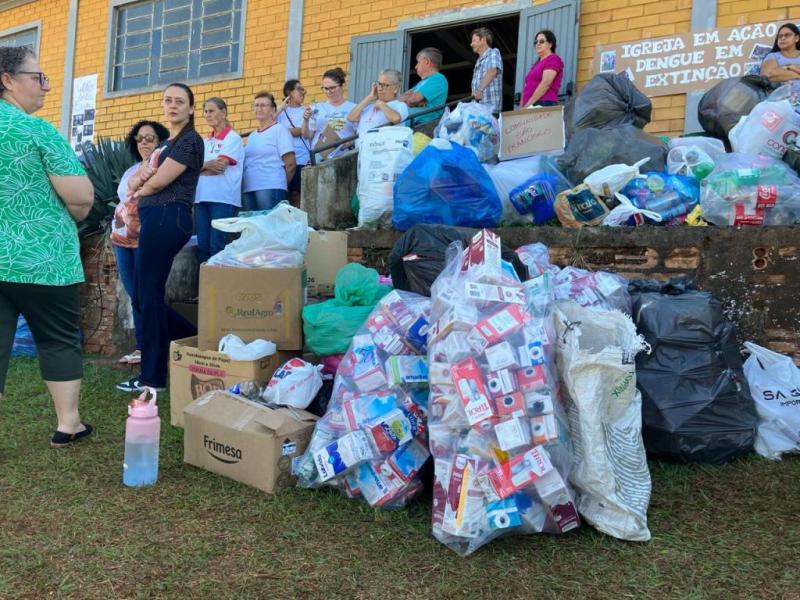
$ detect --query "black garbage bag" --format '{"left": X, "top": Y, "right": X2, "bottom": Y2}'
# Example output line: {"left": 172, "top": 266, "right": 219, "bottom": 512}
{"left": 630, "top": 278, "right": 757, "bottom": 464}
{"left": 568, "top": 73, "right": 652, "bottom": 136}
{"left": 389, "top": 224, "right": 528, "bottom": 297}
{"left": 698, "top": 75, "right": 779, "bottom": 142}
{"left": 557, "top": 125, "right": 668, "bottom": 184}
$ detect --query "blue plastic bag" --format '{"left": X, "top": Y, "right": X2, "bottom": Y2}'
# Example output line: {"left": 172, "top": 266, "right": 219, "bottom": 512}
{"left": 392, "top": 140, "right": 502, "bottom": 231}
{"left": 12, "top": 315, "right": 36, "bottom": 357}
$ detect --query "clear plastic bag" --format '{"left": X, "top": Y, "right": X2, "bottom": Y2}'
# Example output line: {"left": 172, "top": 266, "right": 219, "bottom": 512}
{"left": 486, "top": 156, "right": 571, "bottom": 225}
{"left": 296, "top": 291, "right": 432, "bottom": 508}
{"left": 435, "top": 102, "right": 500, "bottom": 163}
{"left": 666, "top": 145, "right": 715, "bottom": 179}
{"left": 700, "top": 153, "right": 800, "bottom": 226}
{"left": 668, "top": 136, "right": 726, "bottom": 159}
{"left": 621, "top": 172, "right": 700, "bottom": 225}
{"left": 728, "top": 97, "right": 800, "bottom": 159}
{"left": 427, "top": 230, "right": 579, "bottom": 556}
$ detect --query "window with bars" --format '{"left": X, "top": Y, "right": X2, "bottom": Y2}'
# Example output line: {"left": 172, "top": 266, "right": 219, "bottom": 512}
{"left": 108, "top": 0, "right": 243, "bottom": 93}
{"left": 0, "top": 26, "right": 38, "bottom": 50}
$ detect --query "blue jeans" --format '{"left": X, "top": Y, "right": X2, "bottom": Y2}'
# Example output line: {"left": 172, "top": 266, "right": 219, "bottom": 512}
{"left": 195, "top": 201, "right": 238, "bottom": 265}
{"left": 242, "top": 189, "right": 287, "bottom": 211}
{"left": 113, "top": 245, "right": 143, "bottom": 351}
{"left": 133, "top": 203, "right": 197, "bottom": 388}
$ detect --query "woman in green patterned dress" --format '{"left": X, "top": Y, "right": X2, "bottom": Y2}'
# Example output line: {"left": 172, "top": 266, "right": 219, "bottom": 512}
{"left": 0, "top": 46, "right": 95, "bottom": 447}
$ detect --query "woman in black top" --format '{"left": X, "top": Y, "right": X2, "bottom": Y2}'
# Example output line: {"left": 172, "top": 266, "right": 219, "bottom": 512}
{"left": 117, "top": 83, "right": 203, "bottom": 392}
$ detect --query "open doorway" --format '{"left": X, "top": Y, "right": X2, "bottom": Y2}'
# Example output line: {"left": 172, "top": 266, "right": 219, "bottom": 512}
{"left": 407, "top": 14, "right": 520, "bottom": 112}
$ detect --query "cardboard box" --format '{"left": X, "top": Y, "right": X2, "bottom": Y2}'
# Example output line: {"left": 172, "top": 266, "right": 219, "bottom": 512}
{"left": 198, "top": 264, "right": 306, "bottom": 351}
{"left": 169, "top": 336, "right": 298, "bottom": 427}
{"left": 306, "top": 231, "right": 348, "bottom": 297}
{"left": 183, "top": 390, "right": 318, "bottom": 493}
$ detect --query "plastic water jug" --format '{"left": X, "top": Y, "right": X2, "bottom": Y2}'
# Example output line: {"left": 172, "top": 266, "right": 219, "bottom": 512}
{"left": 123, "top": 388, "right": 160, "bottom": 487}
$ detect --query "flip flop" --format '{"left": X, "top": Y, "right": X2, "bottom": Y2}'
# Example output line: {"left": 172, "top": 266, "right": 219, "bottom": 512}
{"left": 51, "top": 423, "right": 94, "bottom": 448}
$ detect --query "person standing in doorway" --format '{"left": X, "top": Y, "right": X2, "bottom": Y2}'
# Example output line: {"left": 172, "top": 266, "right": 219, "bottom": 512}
{"left": 398, "top": 48, "right": 449, "bottom": 125}
{"left": 470, "top": 27, "right": 503, "bottom": 113}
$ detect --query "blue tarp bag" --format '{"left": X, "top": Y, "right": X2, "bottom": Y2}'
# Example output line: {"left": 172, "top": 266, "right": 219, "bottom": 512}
{"left": 12, "top": 315, "right": 36, "bottom": 357}
{"left": 392, "top": 140, "right": 502, "bottom": 231}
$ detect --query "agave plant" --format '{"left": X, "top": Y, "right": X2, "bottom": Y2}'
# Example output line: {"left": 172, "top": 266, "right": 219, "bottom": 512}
{"left": 77, "top": 137, "right": 135, "bottom": 238}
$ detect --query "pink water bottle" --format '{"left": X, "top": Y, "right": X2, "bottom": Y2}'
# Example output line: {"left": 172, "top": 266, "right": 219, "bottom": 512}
{"left": 123, "top": 388, "right": 160, "bottom": 487}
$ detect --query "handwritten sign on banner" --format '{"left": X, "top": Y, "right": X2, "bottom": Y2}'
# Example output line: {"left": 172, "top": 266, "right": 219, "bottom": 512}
{"left": 593, "top": 21, "right": 781, "bottom": 97}
{"left": 498, "top": 106, "right": 565, "bottom": 161}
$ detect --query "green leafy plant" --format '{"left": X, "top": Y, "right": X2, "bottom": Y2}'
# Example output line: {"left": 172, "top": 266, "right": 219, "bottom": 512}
{"left": 77, "top": 136, "right": 135, "bottom": 238}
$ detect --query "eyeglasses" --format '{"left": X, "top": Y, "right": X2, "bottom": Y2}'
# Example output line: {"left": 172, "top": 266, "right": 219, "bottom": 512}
{"left": 321, "top": 85, "right": 340, "bottom": 92}
{"left": 16, "top": 71, "right": 49, "bottom": 87}
{"left": 294, "top": 86, "right": 306, "bottom": 93}
{"left": 375, "top": 82, "right": 394, "bottom": 89}
{"left": 778, "top": 32, "right": 797, "bottom": 39}
{"left": 535, "top": 39, "right": 548, "bottom": 45}
{"left": 135, "top": 134, "right": 157, "bottom": 143}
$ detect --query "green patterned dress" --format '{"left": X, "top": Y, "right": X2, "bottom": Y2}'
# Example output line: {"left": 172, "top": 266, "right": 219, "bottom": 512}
{"left": 0, "top": 99, "right": 87, "bottom": 286}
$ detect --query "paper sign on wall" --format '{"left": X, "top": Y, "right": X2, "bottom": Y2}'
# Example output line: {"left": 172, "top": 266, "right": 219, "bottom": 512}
{"left": 498, "top": 106, "right": 565, "bottom": 161}
{"left": 70, "top": 74, "right": 97, "bottom": 155}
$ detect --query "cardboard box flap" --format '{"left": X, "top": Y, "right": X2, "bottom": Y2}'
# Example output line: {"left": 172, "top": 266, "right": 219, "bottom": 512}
{"left": 184, "top": 391, "right": 265, "bottom": 431}
{"left": 254, "top": 406, "right": 318, "bottom": 436}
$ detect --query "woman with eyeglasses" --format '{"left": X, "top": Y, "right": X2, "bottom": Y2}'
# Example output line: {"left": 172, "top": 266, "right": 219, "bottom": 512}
{"left": 116, "top": 82, "right": 203, "bottom": 393}
{"left": 0, "top": 46, "right": 95, "bottom": 446}
{"left": 521, "top": 30, "right": 564, "bottom": 108}
{"left": 111, "top": 120, "right": 170, "bottom": 367}
{"left": 242, "top": 91, "right": 296, "bottom": 211}
{"left": 760, "top": 23, "right": 800, "bottom": 83}
{"left": 276, "top": 80, "right": 311, "bottom": 207}
{"left": 347, "top": 68, "right": 409, "bottom": 148}
{"left": 302, "top": 67, "right": 356, "bottom": 160}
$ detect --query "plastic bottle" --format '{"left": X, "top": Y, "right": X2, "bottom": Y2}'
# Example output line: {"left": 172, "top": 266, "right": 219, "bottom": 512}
{"left": 642, "top": 192, "right": 688, "bottom": 221}
{"left": 710, "top": 164, "right": 787, "bottom": 196}
{"left": 123, "top": 388, "right": 160, "bottom": 487}
{"left": 308, "top": 107, "right": 318, "bottom": 134}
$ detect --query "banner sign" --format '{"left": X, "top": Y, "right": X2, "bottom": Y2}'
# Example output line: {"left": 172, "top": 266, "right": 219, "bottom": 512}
{"left": 593, "top": 21, "right": 781, "bottom": 97}
{"left": 498, "top": 105, "right": 565, "bottom": 161}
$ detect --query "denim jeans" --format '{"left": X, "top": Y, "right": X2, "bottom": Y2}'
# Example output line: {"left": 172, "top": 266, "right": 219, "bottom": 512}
{"left": 242, "top": 189, "right": 287, "bottom": 212}
{"left": 113, "top": 244, "right": 143, "bottom": 351}
{"left": 133, "top": 203, "right": 197, "bottom": 388}
{"left": 194, "top": 201, "right": 238, "bottom": 265}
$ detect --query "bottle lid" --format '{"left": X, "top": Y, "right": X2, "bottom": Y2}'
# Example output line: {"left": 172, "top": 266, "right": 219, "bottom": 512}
{"left": 128, "top": 388, "right": 158, "bottom": 418}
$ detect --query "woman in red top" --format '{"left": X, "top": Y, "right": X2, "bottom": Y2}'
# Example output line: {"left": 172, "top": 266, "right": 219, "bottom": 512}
{"left": 521, "top": 30, "right": 564, "bottom": 108}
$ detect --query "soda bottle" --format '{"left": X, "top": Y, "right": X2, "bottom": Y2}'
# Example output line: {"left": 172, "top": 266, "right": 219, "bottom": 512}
{"left": 308, "top": 107, "right": 318, "bottom": 133}
{"left": 123, "top": 388, "right": 161, "bottom": 487}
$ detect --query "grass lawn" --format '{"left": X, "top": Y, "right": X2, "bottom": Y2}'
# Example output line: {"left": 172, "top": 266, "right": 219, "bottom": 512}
{"left": 1, "top": 357, "right": 798, "bottom": 600}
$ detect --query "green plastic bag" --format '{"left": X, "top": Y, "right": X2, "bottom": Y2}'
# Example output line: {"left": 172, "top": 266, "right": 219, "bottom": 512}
{"left": 302, "top": 263, "right": 391, "bottom": 356}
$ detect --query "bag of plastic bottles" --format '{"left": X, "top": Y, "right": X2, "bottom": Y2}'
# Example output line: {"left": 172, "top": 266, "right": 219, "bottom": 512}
{"left": 296, "top": 291, "right": 432, "bottom": 508}
{"left": 669, "top": 136, "right": 726, "bottom": 159}
{"left": 700, "top": 153, "right": 800, "bottom": 226}
{"left": 620, "top": 172, "right": 700, "bottom": 224}
{"left": 567, "top": 73, "right": 652, "bottom": 135}
{"left": 728, "top": 97, "right": 800, "bottom": 159}
{"left": 435, "top": 101, "right": 500, "bottom": 163}
{"left": 666, "top": 145, "right": 715, "bottom": 179}
{"left": 392, "top": 140, "right": 502, "bottom": 231}
{"left": 427, "top": 230, "right": 580, "bottom": 556}
{"left": 486, "top": 156, "right": 571, "bottom": 225}
{"left": 356, "top": 126, "right": 414, "bottom": 229}
{"left": 698, "top": 75, "right": 779, "bottom": 142}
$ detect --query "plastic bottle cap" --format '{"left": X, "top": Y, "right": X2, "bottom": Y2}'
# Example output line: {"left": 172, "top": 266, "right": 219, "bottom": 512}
{"left": 128, "top": 388, "right": 158, "bottom": 418}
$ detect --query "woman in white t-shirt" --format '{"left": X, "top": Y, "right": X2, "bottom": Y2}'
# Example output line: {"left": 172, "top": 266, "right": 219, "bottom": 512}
{"left": 276, "top": 79, "right": 312, "bottom": 207}
{"left": 301, "top": 67, "right": 356, "bottom": 161}
{"left": 195, "top": 97, "right": 244, "bottom": 264}
{"left": 242, "top": 91, "right": 296, "bottom": 211}
{"left": 347, "top": 68, "right": 409, "bottom": 148}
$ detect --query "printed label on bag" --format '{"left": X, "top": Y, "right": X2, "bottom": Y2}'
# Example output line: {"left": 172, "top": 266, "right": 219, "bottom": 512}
{"left": 761, "top": 109, "right": 783, "bottom": 132}
{"left": 282, "top": 440, "right": 298, "bottom": 456}
{"left": 733, "top": 204, "right": 764, "bottom": 226}
{"left": 755, "top": 185, "right": 778, "bottom": 208}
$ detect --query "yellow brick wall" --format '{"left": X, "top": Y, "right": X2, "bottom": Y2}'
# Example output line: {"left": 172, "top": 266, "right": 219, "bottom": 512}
{"left": 1, "top": 0, "right": 70, "bottom": 127}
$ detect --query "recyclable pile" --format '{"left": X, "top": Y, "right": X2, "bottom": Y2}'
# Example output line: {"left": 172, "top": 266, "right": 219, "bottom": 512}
{"left": 296, "top": 290, "right": 432, "bottom": 508}
{"left": 427, "top": 229, "right": 579, "bottom": 556}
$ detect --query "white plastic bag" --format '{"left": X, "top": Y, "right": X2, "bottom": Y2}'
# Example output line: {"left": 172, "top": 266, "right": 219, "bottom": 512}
{"left": 217, "top": 334, "right": 276, "bottom": 361}
{"left": 486, "top": 156, "right": 542, "bottom": 225}
{"left": 743, "top": 342, "right": 800, "bottom": 460}
{"left": 208, "top": 203, "right": 309, "bottom": 267}
{"left": 730, "top": 98, "right": 800, "bottom": 159}
{"left": 555, "top": 301, "right": 652, "bottom": 542}
{"left": 668, "top": 136, "right": 726, "bottom": 159}
{"left": 357, "top": 126, "right": 414, "bottom": 229}
{"left": 666, "top": 145, "right": 715, "bottom": 179}
{"left": 583, "top": 157, "right": 648, "bottom": 198}
{"left": 603, "top": 193, "right": 662, "bottom": 226}
{"left": 435, "top": 102, "right": 500, "bottom": 163}
{"left": 262, "top": 358, "right": 323, "bottom": 410}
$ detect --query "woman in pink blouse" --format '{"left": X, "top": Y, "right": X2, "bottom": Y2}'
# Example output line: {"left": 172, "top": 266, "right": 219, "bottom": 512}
{"left": 521, "top": 30, "right": 564, "bottom": 108}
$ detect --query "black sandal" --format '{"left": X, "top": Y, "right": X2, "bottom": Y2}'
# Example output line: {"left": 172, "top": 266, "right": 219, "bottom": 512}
{"left": 50, "top": 423, "right": 94, "bottom": 448}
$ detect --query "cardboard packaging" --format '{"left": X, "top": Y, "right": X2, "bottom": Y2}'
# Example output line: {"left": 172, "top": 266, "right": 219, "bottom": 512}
{"left": 306, "top": 231, "right": 348, "bottom": 297}
{"left": 168, "top": 336, "right": 298, "bottom": 427}
{"left": 198, "top": 264, "right": 306, "bottom": 351}
{"left": 183, "top": 390, "right": 318, "bottom": 493}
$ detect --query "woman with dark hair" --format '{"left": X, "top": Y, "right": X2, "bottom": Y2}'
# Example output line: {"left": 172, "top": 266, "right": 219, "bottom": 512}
{"left": 117, "top": 82, "right": 203, "bottom": 393}
{"left": 302, "top": 67, "right": 356, "bottom": 160}
{"left": 276, "top": 79, "right": 311, "bottom": 207}
{"left": 0, "top": 46, "right": 95, "bottom": 446}
{"left": 521, "top": 29, "right": 564, "bottom": 108}
{"left": 111, "top": 119, "right": 170, "bottom": 366}
{"left": 760, "top": 23, "right": 800, "bottom": 83}
{"left": 242, "top": 91, "right": 296, "bottom": 211}
{"left": 195, "top": 96, "right": 243, "bottom": 264}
